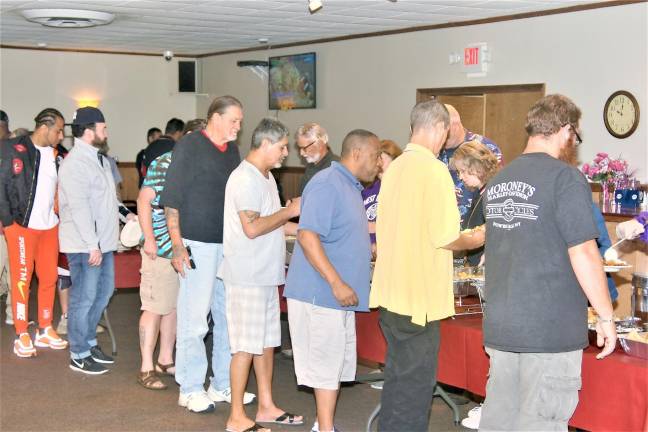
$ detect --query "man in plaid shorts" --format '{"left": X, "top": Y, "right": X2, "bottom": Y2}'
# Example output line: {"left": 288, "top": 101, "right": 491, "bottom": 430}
{"left": 218, "top": 118, "right": 303, "bottom": 432}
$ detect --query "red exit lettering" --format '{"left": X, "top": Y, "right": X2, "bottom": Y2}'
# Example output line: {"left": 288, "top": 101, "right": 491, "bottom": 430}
{"left": 464, "top": 47, "right": 480, "bottom": 66}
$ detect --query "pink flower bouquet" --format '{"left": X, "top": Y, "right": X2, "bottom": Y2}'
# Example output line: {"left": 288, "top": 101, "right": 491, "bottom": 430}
{"left": 581, "top": 152, "right": 629, "bottom": 184}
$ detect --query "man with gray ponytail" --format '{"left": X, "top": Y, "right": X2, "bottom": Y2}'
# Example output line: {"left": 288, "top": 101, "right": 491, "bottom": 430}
{"left": 218, "top": 117, "right": 302, "bottom": 432}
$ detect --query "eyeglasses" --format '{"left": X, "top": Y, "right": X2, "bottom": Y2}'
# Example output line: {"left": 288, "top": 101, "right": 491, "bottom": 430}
{"left": 569, "top": 124, "right": 583, "bottom": 146}
{"left": 298, "top": 139, "right": 318, "bottom": 151}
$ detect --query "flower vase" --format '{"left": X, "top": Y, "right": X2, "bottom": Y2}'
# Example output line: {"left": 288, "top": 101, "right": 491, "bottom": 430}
{"left": 599, "top": 181, "right": 615, "bottom": 208}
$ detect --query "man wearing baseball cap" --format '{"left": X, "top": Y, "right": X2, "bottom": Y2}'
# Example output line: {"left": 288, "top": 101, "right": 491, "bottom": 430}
{"left": 58, "top": 106, "right": 133, "bottom": 374}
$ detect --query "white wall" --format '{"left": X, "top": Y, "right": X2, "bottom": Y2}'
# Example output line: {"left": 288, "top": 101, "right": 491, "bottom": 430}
{"left": 0, "top": 49, "right": 197, "bottom": 161}
{"left": 200, "top": 3, "right": 648, "bottom": 180}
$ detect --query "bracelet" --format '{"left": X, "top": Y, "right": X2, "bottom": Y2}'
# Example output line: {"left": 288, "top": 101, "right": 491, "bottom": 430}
{"left": 597, "top": 316, "right": 615, "bottom": 324}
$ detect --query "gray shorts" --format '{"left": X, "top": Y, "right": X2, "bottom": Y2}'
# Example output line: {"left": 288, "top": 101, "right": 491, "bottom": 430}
{"left": 480, "top": 347, "right": 582, "bottom": 431}
{"left": 287, "top": 298, "right": 356, "bottom": 390}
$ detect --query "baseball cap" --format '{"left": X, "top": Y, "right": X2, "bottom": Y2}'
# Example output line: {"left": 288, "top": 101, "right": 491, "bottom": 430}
{"left": 72, "top": 106, "right": 105, "bottom": 125}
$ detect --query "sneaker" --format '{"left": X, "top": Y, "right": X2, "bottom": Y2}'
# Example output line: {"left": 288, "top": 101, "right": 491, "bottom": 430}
{"left": 69, "top": 356, "right": 108, "bottom": 375}
{"left": 178, "top": 391, "right": 215, "bottom": 413}
{"left": 208, "top": 386, "right": 256, "bottom": 405}
{"left": 281, "top": 348, "right": 293, "bottom": 358}
{"left": 13, "top": 333, "right": 37, "bottom": 358}
{"left": 90, "top": 345, "right": 114, "bottom": 364}
{"left": 461, "top": 405, "right": 482, "bottom": 430}
{"left": 34, "top": 326, "right": 68, "bottom": 349}
{"left": 370, "top": 380, "right": 384, "bottom": 390}
{"left": 311, "top": 421, "right": 340, "bottom": 432}
{"left": 56, "top": 315, "right": 67, "bottom": 335}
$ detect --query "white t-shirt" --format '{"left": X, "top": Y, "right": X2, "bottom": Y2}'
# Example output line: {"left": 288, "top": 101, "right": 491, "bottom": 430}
{"left": 218, "top": 160, "right": 286, "bottom": 286}
{"left": 28, "top": 145, "right": 59, "bottom": 230}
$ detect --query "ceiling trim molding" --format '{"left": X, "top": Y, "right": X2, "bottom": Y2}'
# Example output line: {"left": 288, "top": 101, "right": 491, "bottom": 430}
{"left": 1, "top": 0, "right": 643, "bottom": 58}
{"left": 0, "top": 44, "right": 197, "bottom": 58}
{"left": 195, "top": 0, "right": 645, "bottom": 58}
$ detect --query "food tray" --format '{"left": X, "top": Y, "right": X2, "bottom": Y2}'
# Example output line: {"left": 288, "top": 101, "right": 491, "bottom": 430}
{"left": 619, "top": 334, "right": 648, "bottom": 360}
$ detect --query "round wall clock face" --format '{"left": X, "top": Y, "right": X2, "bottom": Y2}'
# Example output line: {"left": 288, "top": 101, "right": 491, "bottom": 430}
{"left": 604, "top": 90, "right": 640, "bottom": 138}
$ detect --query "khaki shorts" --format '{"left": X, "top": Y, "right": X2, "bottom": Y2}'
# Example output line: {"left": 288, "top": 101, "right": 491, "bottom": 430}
{"left": 287, "top": 298, "right": 357, "bottom": 390}
{"left": 139, "top": 249, "right": 179, "bottom": 315}
{"left": 225, "top": 283, "right": 281, "bottom": 355}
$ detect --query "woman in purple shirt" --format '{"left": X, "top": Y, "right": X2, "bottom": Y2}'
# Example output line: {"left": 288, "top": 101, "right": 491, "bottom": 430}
{"left": 361, "top": 140, "right": 402, "bottom": 248}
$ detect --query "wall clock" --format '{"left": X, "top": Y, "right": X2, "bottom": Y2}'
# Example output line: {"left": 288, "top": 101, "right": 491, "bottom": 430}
{"left": 604, "top": 90, "right": 640, "bottom": 138}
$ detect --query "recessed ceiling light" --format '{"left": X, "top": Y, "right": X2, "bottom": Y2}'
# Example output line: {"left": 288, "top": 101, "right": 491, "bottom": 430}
{"left": 37, "top": 42, "right": 47, "bottom": 47}
{"left": 21, "top": 9, "right": 115, "bottom": 28}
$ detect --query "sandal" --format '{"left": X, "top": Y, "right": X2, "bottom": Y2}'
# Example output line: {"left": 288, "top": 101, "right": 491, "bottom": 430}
{"left": 155, "top": 361, "right": 175, "bottom": 376}
{"left": 137, "top": 370, "right": 167, "bottom": 390}
{"left": 257, "top": 411, "right": 304, "bottom": 426}
{"left": 225, "top": 423, "right": 268, "bottom": 432}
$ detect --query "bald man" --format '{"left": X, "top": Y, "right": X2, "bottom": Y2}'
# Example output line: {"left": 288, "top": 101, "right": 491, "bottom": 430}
{"left": 438, "top": 104, "right": 502, "bottom": 222}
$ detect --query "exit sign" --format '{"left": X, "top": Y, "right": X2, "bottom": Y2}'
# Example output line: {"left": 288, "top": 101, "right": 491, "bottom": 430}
{"left": 463, "top": 43, "right": 490, "bottom": 76}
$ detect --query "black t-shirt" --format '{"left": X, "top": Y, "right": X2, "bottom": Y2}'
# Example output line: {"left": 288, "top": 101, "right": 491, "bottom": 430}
{"left": 483, "top": 153, "right": 598, "bottom": 353}
{"left": 462, "top": 189, "right": 485, "bottom": 266}
{"left": 159, "top": 131, "right": 240, "bottom": 243}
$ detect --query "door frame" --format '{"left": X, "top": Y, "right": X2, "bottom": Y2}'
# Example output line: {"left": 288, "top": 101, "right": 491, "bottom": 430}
{"left": 416, "top": 83, "right": 545, "bottom": 102}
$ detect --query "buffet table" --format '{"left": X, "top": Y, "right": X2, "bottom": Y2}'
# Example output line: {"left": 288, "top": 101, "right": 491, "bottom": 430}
{"left": 356, "top": 312, "right": 648, "bottom": 432}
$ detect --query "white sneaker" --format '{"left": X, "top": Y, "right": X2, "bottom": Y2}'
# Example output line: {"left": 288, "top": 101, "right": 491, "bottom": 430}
{"left": 461, "top": 405, "right": 482, "bottom": 430}
{"left": 207, "top": 386, "right": 256, "bottom": 405}
{"left": 178, "top": 391, "right": 215, "bottom": 413}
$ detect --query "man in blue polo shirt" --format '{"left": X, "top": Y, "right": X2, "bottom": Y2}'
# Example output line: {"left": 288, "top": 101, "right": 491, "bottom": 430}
{"left": 284, "top": 129, "right": 381, "bottom": 432}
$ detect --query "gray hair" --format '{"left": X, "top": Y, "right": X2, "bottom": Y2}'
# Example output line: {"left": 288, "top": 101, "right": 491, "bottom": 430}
{"left": 294, "top": 122, "right": 329, "bottom": 145}
{"left": 251, "top": 117, "right": 290, "bottom": 149}
{"left": 340, "top": 129, "right": 379, "bottom": 158}
{"left": 410, "top": 100, "right": 450, "bottom": 133}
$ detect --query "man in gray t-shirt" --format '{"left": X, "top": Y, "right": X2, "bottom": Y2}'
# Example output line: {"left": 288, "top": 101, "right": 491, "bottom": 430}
{"left": 480, "top": 95, "right": 617, "bottom": 431}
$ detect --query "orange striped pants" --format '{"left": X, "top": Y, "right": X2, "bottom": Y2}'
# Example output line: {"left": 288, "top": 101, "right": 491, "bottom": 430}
{"left": 4, "top": 223, "right": 58, "bottom": 334}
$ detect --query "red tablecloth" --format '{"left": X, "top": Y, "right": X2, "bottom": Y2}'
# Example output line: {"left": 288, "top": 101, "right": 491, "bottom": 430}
{"left": 114, "top": 250, "right": 142, "bottom": 289}
{"left": 356, "top": 312, "right": 648, "bottom": 432}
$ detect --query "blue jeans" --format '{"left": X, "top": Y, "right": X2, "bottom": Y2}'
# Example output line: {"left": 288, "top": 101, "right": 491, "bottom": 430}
{"left": 175, "top": 240, "right": 231, "bottom": 394}
{"left": 67, "top": 252, "right": 115, "bottom": 359}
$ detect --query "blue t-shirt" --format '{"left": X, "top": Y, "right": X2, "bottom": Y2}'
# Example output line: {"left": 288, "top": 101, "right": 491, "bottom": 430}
{"left": 284, "top": 162, "right": 371, "bottom": 312}
{"left": 142, "top": 152, "right": 173, "bottom": 259}
{"left": 439, "top": 130, "right": 502, "bottom": 222}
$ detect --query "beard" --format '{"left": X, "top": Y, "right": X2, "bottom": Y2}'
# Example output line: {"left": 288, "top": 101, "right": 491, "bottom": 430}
{"left": 93, "top": 136, "right": 109, "bottom": 155}
{"left": 305, "top": 152, "right": 321, "bottom": 164}
{"left": 558, "top": 143, "right": 578, "bottom": 167}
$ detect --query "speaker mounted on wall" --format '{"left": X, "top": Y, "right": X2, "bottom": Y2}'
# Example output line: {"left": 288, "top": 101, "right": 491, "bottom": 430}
{"left": 178, "top": 61, "right": 196, "bottom": 93}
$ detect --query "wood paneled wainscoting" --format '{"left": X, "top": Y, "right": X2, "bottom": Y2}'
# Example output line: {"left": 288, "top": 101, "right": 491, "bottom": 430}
{"left": 119, "top": 162, "right": 307, "bottom": 206}
{"left": 273, "top": 166, "right": 306, "bottom": 201}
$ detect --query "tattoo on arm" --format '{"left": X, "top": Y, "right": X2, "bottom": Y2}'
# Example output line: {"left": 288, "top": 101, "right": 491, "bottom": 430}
{"left": 165, "top": 207, "right": 179, "bottom": 232}
{"left": 243, "top": 210, "right": 260, "bottom": 224}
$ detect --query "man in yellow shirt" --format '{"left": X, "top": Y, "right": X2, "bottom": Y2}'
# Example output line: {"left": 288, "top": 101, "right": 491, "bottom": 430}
{"left": 370, "top": 99, "right": 484, "bottom": 432}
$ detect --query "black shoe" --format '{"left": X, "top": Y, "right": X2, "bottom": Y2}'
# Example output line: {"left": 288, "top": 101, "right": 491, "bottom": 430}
{"left": 90, "top": 346, "right": 114, "bottom": 364}
{"left": 69, "top": 356, "right": 108, "bottom": 375}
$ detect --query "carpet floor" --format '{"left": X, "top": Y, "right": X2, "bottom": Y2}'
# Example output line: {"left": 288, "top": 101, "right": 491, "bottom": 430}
{"left": 0, "top": 289, "right": 476, "bottom": 431}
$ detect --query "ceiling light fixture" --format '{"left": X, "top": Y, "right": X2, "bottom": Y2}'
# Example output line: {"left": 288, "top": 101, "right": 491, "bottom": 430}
{"left": 21, "top": 9, "right": 115, "bottom": 28}
{"left": 308, "top": 0, "right": 323, "bottom": 14}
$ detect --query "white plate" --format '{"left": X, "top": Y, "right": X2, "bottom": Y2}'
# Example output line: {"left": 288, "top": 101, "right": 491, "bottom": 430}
{"left": 604, "top": 265, "right": 632, "bottom": 272}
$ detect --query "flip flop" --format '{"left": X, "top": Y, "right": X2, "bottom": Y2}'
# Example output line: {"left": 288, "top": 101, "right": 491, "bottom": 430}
{"left": 155, "top": 361, "right": 175, "bottom": 376}
{"left": 257, "top": 412, "right": 304, "bottom": 426}
{"left": 225, "top": 423, "right": 268, "bottom": 432}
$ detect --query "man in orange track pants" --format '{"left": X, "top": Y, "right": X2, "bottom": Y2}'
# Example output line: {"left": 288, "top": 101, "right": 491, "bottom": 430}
{"left": 0, "top": 108, "right": 68, "bottom": 357}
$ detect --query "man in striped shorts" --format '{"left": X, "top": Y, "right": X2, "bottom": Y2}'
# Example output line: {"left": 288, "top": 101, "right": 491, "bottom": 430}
{"left": 218, "top": 118, "right": 302, "bottom": 432}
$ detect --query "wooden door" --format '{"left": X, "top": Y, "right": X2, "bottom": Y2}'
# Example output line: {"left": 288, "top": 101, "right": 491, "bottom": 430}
{"left": 417, "top": 84, "right": 545, "bottom": 165}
